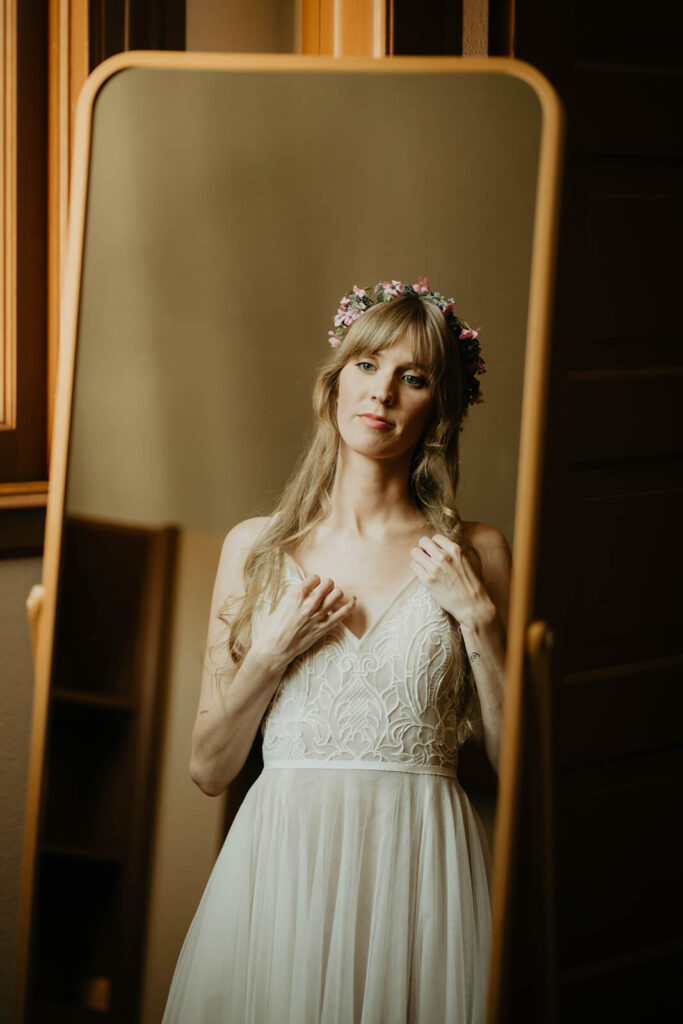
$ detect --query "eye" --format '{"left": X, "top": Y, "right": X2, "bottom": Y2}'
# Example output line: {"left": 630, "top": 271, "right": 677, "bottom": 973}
{"left": 355, "top": 360, "right": 376, "bottom": 372}
{"left": 403, "top": 373, "right": 428, "bottom": 389}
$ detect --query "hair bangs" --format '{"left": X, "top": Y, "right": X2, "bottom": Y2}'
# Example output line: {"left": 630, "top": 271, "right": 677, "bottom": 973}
{"left": 339, "top": 294, "right": 448, "bottom": 381}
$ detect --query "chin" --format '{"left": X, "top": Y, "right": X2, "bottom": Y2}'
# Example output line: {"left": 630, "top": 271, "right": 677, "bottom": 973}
{"left": 340, "top": 430, "right": 407, "bottom": 461}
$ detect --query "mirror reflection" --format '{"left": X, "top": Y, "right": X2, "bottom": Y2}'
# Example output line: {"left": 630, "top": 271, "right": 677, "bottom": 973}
{"left": 34, "top": 62, "right": 541, "bottom": 1022}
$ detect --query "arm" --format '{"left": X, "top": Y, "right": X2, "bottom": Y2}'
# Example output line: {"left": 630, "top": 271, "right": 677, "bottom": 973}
{"left": 190, "top": 519, "right": 356, "bottom": 797}
{"left": 458, "top": 528, "right": 511, "bottom": 773}
{"left": 410, "top": 524, "right": 512, "bottom": 774}
{"left": 189, "top": 518, "right": 282, "bottom": 796}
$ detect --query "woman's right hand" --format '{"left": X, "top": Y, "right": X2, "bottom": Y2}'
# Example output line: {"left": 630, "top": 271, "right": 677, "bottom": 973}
{"left": 251, "top": 574, "right": 356, "bottom": 668}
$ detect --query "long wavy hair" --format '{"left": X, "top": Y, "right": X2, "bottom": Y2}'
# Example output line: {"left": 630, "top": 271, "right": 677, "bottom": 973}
{"left": 216, "top": 292, "right": 483, "bottom": 743}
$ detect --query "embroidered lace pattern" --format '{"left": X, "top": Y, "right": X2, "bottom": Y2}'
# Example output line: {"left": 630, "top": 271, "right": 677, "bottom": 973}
{"left": 254, "top": 556, "right": 467, "bottom": 779}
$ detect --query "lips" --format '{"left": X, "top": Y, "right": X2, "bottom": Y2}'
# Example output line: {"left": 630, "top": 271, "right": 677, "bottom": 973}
{"left": 358, "top": 413, "right": 393, "bottom": 427}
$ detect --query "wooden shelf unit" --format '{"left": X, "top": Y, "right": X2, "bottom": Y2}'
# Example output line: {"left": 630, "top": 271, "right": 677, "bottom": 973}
{"left": 26, "top": 515, "right": 178, "bottom": 1023}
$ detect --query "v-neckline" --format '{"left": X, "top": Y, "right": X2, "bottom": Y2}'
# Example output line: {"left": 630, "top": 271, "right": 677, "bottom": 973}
{"left": 283, "top": 552, "right": 419, "bottom": 647}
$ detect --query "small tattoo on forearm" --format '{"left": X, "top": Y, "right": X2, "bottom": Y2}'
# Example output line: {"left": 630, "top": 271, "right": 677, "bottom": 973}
{"left": 469, "top": 652, "right": 480, "bottom": 662}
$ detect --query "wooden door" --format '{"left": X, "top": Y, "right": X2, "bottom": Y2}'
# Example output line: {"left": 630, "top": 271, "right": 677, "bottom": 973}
{"left": 509, "top": 1, "right": 683, "bottom": 1020}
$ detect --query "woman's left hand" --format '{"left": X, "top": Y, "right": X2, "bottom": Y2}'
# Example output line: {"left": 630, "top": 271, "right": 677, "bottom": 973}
{"left": 410, "top": 534, "right": 496, "bottom": 631}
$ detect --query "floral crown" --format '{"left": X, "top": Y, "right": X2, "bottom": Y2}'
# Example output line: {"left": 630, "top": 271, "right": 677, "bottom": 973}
{"left": 327, "top": 277, "right": 485, "bottom": 407}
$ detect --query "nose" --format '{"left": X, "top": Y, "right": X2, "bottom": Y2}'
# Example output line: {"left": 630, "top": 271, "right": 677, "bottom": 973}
{"left": 371, "top": 373, "right": 395, "bottom": 406}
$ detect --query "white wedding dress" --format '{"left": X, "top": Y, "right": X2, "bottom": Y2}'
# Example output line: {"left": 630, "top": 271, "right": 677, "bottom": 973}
{"left": 162, "top": 554, "right": 492, "bottom": 1023}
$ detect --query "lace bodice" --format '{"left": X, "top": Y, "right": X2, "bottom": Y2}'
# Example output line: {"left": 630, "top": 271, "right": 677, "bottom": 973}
{"left": 256, "top": 555, "right": 468, "bottom": 779}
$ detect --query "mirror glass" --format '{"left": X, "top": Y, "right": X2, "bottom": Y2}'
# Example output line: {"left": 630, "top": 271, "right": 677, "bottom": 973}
{"left": 48, "top": 62, "right": 541, "bottom": 1021}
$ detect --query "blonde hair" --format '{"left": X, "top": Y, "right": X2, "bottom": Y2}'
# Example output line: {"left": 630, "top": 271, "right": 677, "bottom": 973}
{"left": 217, "top": 292, "right": 482, "bottom": 744}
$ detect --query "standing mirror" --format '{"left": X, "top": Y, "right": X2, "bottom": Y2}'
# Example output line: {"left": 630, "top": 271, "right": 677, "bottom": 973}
{"left": 18, "top": 53, "right": 562, "bottom": 1023}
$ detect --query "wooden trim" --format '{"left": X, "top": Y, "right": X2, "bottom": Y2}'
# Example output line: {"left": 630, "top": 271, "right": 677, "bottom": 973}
{"left": 0, "top": 480, "right": 48, "bottom": 508}
{"left": 0, "top": 0, "right": 47, "bottom": 497}
{"left": 462, "top": 0, "right": 489, "bottom": 55}
{"left": 302, "top": 0, "right": 386, "bottom": 56}
{"left": 0, "top": 486, "right": 48, "bottom": 510}
{"left": 14, "top": 51, "right": 564, "bottom": 1022}
{"left": 14, "top": 17, "right": 90, "bottom": 1009}
{"left": 47, "top": 0, "right": 89, "bottom": 467}
{"left": 1, "top": 0, "right": 17, "bottom": 431}
{"left": 301, "top": 0, "right": 321, "bottom": 54}
{"left": 48, "top": 46, "right": 566, "bottom": 78}
{"left": 485, "top": 62, "right": 565, "bottom": 1024}
{"left": 0, "top": 2, "right": 88, "bottom": 508}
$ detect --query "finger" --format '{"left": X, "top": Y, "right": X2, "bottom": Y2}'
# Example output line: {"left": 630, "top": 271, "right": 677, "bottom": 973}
{"left": 325, "top": 595, "right": 356, "bottom": 623}
{"left": 411, "top": 559, "right": 436, "bottom": 588}
{"left": 417, "top": 535, "right": 447, "bottom": 562}
{"left": 319, "top": 585, "right": 345, "bottom": 614}
{"left": 411, "top": 545, "right": 434, "bottom": 571}
{"left": 299, "top": 573, "right": 321, "bottom": 596}
{"left": 307, "top": 576, "right": 336, "bottom": 610}
{"left": 411, "top": 547, "right": 446, "bottom": 585}
{"left": 410, "top": 557, "right": 428, "bottom": 582}
{"left": 432, "top": 533, "right": 460, "bottom": 557}
{"left": 433, "top": 535, "right": 477, "bottom": 579}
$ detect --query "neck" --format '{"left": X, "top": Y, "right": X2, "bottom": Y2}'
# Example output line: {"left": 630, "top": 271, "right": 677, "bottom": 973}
{"left": 327, "top": 443, "right": 424, "bottom": 537}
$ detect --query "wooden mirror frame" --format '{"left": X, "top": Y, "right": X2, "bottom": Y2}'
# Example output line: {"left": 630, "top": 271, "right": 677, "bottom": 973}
{"left": 16, "top": 52, "right": 564, "bottom": 1023}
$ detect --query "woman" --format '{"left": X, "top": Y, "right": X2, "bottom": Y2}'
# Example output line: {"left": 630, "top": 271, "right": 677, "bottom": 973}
{"left": 163, "top": 278, "right": 511, "bottom": 1023}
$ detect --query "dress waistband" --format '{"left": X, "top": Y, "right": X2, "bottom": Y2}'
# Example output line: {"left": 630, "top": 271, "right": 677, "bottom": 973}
{"left": 263, "top": 758, "right": 459, "bottom": 780}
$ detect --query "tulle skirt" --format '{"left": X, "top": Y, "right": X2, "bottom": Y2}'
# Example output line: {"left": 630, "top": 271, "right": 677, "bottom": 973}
{"left": 162, "top": 765, "right": 492, "bottom": 1023}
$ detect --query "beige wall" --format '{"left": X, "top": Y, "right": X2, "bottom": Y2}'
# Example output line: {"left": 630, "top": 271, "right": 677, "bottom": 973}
{"left": 0, "top": 558, "right": 41, "bottom": 1023}
{"left": 186, "top": 0, "right": 299, "bottom": 53}
{"left": 67, "top": 67, "right": 539, "bottom": 548}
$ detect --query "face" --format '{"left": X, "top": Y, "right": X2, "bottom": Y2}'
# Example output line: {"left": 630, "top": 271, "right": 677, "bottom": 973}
{"left": 335, "top": 335, "right": 436, "bottom": 461}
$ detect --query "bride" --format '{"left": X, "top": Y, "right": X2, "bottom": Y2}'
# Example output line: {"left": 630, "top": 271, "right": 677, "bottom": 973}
{"left": 163, "top": 278, "right": 511, "bottom": 1023}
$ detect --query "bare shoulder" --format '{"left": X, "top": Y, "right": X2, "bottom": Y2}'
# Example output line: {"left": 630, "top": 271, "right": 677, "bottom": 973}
{"left": 215, "top": 516, "right": 274, "bottom": 594}
{"left": 461, "top": 520, "right": 512, "bottom": 556}
{"left": 461, "top": 520, "right": 512, "bottom": 629}
{"left": 223, "top": 515, "right": 274, "bottom": 554}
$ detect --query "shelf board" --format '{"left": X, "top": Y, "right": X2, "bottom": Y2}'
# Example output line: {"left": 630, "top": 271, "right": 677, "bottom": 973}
{"left": 29, "top": 1001, "right": 114, "bottom": 1024}
{"left": 52, "top": 687, "right": 136, "bottom": 711}
{"left": 41, "top": 842, "right": 125, "bottom": 866}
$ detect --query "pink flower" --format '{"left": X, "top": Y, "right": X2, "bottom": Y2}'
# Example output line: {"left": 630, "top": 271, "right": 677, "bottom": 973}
{"left": 442, "top": 302, "right": 454, "bottom": 316}
{"left": 413, "top": 276, "right": 430, "bottom": 294}
{"left": 352, "top": 285, "right": 366, "bottom": 298}
{"left": 460, "top": 327, "right": 480, "bottom": 340}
